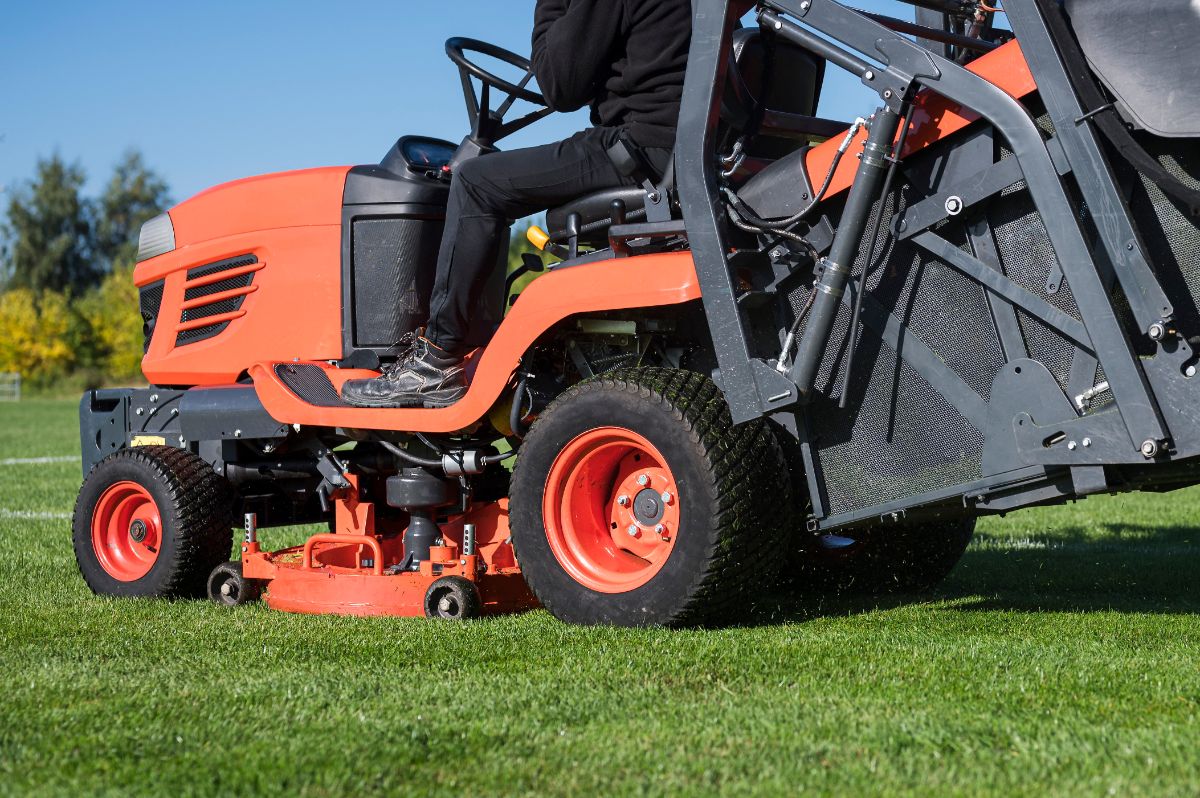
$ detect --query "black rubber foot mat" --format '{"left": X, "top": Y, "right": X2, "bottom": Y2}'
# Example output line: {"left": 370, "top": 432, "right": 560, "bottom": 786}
{"left": 274, "top": 364, "right": 355, "bottom": 408}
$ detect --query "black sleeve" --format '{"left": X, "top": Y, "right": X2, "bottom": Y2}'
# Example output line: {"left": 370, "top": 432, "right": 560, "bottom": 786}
{"left": 531, "top": 0, "right": 624, "bottom": 112}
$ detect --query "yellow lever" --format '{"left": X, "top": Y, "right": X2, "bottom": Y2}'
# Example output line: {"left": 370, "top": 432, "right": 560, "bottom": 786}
{"left": 526, "top": 225, "right": 551, "bottom": 251}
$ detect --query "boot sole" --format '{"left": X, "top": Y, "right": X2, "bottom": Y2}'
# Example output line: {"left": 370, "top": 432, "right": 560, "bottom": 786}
{"left": 341, "top": 388, "right": 467, "bottom": 409}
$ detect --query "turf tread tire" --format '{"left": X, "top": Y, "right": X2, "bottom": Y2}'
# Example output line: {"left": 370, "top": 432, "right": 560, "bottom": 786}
{"left": 788, "top": 516, "right": 975, "bottom": 595}
{"left": 510, "top": 367, "right": 790, "bottom": 627}
{"left": 73, "top": 446, "right": 235, "bottom": 598}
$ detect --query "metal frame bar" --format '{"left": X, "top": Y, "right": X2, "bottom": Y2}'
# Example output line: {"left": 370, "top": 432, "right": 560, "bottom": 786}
{"left": 1006, "top": 0, "right": 1175, "bottom": 333}
{"left": 912, "top": 231, "right": 1093, "bottom": 350}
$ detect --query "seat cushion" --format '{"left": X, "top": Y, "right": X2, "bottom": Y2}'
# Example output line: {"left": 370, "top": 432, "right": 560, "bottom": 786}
{"left": 546, "top": 186, "right": 648, "bottom": 241}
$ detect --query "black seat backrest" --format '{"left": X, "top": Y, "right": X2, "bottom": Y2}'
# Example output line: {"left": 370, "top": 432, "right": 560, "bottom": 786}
{"left": 726, "top": 27, "right": 826, "bottom": 159}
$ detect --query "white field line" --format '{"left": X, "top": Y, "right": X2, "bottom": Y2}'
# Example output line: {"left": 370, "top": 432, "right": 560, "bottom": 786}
{"left": 0, "top": 455, "right": 79, "bottom": 466}
{"left": 1, "top": 509, "right": 72, "bottom": 521}
{"left": 973, "top": 537, "right": 1196, "bottom": 556}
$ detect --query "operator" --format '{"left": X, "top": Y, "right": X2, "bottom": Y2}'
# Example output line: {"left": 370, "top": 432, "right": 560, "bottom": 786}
{"left": 341, "top": 0, "right": 694, "bottom": 408}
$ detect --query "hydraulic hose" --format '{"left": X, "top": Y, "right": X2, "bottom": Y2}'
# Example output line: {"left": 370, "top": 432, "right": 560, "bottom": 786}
{"left": 379, "top": 440, "right": 442, "bottom": 470}
{"left": 724, "top": 118, "right": 866, "bottom": 232}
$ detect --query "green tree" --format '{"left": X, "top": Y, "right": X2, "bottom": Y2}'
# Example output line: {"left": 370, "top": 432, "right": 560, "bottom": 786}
{"left": 0, "top": 155, "right": 95, "bottom": 294}
{"left": 94, "top": 151, "right": 171, "bottom": 267}
{"left": 0, "top": 288, "right": 75, "bottom": 382}
{"left": 74, "top": 263, "right": 144, "bottom": 380}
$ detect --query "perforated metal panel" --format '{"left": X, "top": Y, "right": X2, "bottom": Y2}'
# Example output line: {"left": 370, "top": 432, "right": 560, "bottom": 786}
{"left": 275, "top": 364, "right": 351, "bottom": 408}
{"left": 1127, "top": 136, "right": 1200, "bottom": 339}
{"left": 791, "top": 186, "right": 998, "bottom": 517}
{"left": 987, "top": 192, "right": 1082, "bottom": 391}
{"left": 352, "top": 217, "right": 444, "bottom": 348}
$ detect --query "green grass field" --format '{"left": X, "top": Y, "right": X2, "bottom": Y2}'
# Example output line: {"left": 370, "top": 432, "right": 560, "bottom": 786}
{"left": 1, "top": 398, "right": 1197, "bottom": 797}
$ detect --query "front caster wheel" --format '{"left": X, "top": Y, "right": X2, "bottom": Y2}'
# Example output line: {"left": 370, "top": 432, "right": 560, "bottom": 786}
{"left": 207, "top": 562, "right": 261, "bottom": 607}
{"left": 424, "top": 576, "right": 481, "bottom": 620}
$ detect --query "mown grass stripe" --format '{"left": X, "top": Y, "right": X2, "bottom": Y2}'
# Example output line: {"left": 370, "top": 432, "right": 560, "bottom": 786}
{"left": 1, "top": 509, "right": 72, "bottom": 520}
{"left": 0, "top": 455, "right": 79, "bottom": 466}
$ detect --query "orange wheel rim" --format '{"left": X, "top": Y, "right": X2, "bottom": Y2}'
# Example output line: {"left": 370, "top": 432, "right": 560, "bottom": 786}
{"left": 542, "top": 427, "right": 680, "bottom": 594}
{"left": 90, "top": 481, "right": 162, "bottom": 582}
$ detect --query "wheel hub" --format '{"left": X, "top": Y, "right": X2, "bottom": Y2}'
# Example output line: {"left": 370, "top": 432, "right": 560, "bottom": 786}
{"left": 542, "top": 427, "right": 682, "bottom": 594}
{"left": 129, "top": 519, "right": 148, "bottom": 543}
{"left": 90, "top": 481, "right": 163, "bottom": 582}
{"left": 633, "top": 488, "right": 664, "bottom": 525}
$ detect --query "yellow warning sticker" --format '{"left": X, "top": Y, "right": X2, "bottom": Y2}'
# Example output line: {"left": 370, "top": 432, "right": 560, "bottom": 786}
{"left": 130, "top": 435, "right": 167, "bottom": 447}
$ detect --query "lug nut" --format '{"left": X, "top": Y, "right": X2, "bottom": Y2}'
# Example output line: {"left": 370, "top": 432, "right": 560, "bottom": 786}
{"left": 626, "top": 525, "right": 639, "bottom": 537}
{"left": 617, "top": 495, "right": 630, "bottom": 507}
{"left": 660, "top": 491, "right": 673, "bottom": 505}
{"left": 637, "top": 475, "right": 650, "bottom": 486}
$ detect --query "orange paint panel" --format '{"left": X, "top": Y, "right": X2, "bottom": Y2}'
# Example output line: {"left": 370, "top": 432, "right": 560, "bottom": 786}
{"left": 140, "top": 225, "right": 344, "bottom": 385}
{"left": 251, "top": 250, "right": 702, "bottom": 433}
{"left": 804, "top": 40, "right": 1037, "bottom": 200}
{"left": 166, "top": 166, "right": 351, "bottom": 248}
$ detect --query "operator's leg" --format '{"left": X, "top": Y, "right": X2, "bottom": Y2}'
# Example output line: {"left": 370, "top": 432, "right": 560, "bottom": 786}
{"left": 341, "top": 127, "right": 659, "bottom": 409}
{"left": 424, "top": 127, "right": 639, "bottom": 354}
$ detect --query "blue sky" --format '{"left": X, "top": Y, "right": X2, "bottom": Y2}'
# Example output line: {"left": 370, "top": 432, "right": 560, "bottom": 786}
{"left": 0, "top": 0, "right": 902, "bottom": 203}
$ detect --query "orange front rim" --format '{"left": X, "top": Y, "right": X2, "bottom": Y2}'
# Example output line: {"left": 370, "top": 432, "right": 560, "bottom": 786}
{"left": 542, "top": 427, "right": 680, "bottom": 594}
{"left": 91, "top": 481, "right": 163, "bottom": 582}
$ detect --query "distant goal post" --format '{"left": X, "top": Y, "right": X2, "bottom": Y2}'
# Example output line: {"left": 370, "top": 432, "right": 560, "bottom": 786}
{"left": 0, "top": 372, "right": 20, "bottom": 402}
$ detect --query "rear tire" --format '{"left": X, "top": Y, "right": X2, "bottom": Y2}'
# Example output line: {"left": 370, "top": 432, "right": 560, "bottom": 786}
{"left": 788, "top": 516, "right": 975, "bottom": 594}
{"left": 510, "top": 368, "right": 789, "bottom": 627}
{"left": 73, "top": 446, "right": 234, "bottom": 598}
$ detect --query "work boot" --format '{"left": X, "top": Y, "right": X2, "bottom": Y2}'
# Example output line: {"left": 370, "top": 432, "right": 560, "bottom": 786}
{"left": 340, "top": 336, "right": 467, "bottom": 408}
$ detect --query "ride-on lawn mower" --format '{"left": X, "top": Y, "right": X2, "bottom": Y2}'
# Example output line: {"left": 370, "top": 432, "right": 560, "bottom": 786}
{"left": 74, "top": 0, "right": 1200, "bottom": 625}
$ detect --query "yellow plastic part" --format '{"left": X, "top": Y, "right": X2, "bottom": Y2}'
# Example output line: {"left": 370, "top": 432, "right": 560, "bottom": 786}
{"left": 526, "top": 225, "right": 551, "bottom": 251}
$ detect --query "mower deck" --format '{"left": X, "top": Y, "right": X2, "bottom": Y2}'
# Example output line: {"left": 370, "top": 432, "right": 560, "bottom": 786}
{"left": 240, "top": 480, "right": 536, "bottom": 618}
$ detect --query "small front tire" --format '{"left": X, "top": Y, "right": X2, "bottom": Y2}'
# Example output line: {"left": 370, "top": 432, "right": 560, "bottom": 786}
{"left": 207, "top": 562, "right": 260, "bottom": 607}
{"left": 424, "top": 576, "right": 481, "bottom": 620}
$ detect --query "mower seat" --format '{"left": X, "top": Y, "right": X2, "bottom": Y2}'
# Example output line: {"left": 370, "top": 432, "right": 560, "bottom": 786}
{"left": 546, "top": 186, "right": 651, "bottom": 246}
{"left": 544, "top": 26, "right": 827, "bottom": 249}
{"left": 727, "top": 28, "right": 826, "bottom": 160}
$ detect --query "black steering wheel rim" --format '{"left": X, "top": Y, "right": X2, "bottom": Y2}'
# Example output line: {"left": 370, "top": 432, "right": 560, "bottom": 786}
{"left": 445, "top": 37, "right": 547, "bottom": 107}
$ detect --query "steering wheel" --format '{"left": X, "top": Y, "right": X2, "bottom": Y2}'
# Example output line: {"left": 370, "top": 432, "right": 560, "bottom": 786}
{"left": 445, "top": 37, "right": 548, "bottom": 109}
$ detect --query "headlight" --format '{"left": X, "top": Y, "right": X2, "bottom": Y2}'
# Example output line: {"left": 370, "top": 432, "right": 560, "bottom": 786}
{"left": 136, "top": 213, "right": 176, "bottom": 262}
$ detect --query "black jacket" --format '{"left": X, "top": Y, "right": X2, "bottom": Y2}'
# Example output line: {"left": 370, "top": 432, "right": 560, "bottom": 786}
{"left": 531, "top": 0, "right": 692, "bottom": 148}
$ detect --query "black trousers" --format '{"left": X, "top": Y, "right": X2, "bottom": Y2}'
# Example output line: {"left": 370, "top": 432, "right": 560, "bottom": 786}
{"left": 425, "top": 126, "right": 669, "bottom": 354}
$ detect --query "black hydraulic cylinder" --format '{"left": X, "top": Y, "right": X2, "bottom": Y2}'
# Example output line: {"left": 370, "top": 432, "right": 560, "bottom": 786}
{"left": 759, "top": 9, "right": 872, "bottom": 80}
{"left": 790, "top": 108, "right": 903, "bottom": 399}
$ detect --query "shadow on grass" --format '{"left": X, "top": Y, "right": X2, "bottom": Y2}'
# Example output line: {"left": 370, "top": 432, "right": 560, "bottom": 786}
{"left": 747, "top": 522, "right": 1200, "bottom": 626}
